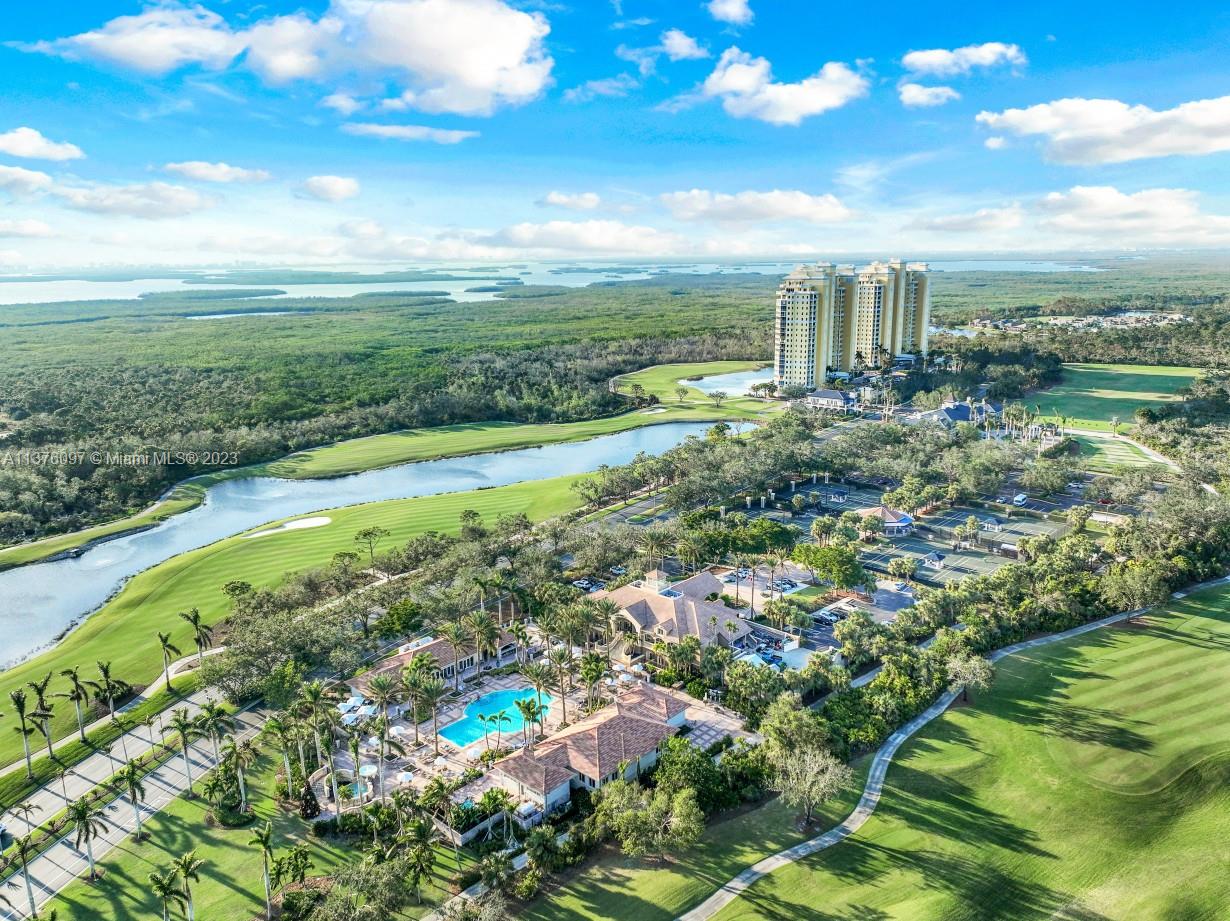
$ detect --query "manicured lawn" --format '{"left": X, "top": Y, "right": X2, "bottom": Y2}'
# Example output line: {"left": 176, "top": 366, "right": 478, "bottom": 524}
{"left": 519, "top": 764, "right": 869, "bottom": 921}
{"left": 1073, "top": 435, "right": 1158, "bottom": 472}
{"left": 42, "top": 751, "right": 469, "bottom": 920}
{"left": 0, "top": 476, "right": 584, "bottom": 770}
{"left": 251, "top": 407, "right": 754, "bottom": 480}
{"left": 613, "top": 361, "right": 780, "bottom": 418}
{"left": 0, "top": 485, "right": 204, "bottom": 571}
{"left": 1033, "top": 362, "right": 1201, "bottom": 431}
{"left": 711, "top": 586, "right": 1230, "bottom": 920}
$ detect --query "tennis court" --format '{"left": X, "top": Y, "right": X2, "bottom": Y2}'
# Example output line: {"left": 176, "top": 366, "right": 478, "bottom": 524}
{"left": 919, "top": 505, "right": 1067, "bottom": 542}
{"left": 860, "top": 531, "right": 1008, "bottom": 585}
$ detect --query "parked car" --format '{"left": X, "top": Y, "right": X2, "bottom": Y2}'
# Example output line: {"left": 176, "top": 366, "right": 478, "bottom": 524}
{"left": 610, "top": 565, "right": 627, "bottom": 576}
{"left": 571, "top": 579, "right": 592, "bottom": 590}
{"left": 894, "top": 582, "right": 909, "bottom": 592}
{"left": 1012, "top": 493, "right": 1028, "bottom": 507}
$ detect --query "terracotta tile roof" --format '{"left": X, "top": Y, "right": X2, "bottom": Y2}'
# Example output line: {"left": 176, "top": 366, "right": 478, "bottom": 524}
{"left": 357, "top": 629, "right": 516, "bottom": 691}
{"left": 862, "top": 505, "right": 913, "bottom": 525}
{"left": 494, "top": 685, "right": 685, "bottom": 793}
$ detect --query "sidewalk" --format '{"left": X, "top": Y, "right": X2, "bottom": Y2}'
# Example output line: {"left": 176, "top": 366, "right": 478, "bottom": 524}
{"left": 0, "top": 706, "right": 264, "bottom": 920}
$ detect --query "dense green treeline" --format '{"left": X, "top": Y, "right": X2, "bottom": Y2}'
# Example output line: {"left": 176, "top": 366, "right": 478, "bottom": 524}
{"left": 0, "top": 276, "right": 772, "bottom": 542}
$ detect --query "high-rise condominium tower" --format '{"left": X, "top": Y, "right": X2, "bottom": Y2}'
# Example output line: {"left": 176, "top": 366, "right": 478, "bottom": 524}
{"left": 773, "top": 260, "right": 930, "bottom": 390}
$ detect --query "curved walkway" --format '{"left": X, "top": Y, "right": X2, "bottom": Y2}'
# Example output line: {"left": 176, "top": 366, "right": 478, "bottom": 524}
{"left": 677, "top": 575, "right": 1230, "bottom": 921}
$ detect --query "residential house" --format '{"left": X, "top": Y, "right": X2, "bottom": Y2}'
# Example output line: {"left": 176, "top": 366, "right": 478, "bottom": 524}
{"left": 803, "top": 388, "right": 857, "bottom": 412}
{"left": 355, "top": 629, "right": 519, "bottom": 693}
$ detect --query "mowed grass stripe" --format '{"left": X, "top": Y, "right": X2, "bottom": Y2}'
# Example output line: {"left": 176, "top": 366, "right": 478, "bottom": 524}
{"left": 1034, "top": 362, "right": 1201, "bottom": 431}
{"left": 706, "top": 586, "right": 1230, "bottom": 921}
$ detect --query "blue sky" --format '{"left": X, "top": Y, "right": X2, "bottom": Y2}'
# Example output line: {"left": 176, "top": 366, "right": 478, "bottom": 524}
{"left": 2, "top": 0, "right": 1230, "bottom": 267}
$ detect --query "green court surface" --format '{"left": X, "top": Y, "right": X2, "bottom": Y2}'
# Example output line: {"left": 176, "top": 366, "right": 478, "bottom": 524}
{"left": 1033, "top": 362, "right": 1200, "bottom": 431}
{"left": 860, "top": 532, "right": 1005, "bottom": 584}
{"left": 920, "top": 506, "right": 1065, "bottom": 542}
{"left": 711, "top": 584, "right": 1230, "bottom": 920}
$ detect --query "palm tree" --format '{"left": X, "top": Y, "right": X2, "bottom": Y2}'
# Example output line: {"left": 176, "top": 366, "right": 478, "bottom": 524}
{"left": 148, "top": 868, "right": 186, "bottom": 921}
{"left": 157, "top": 632, "right": 182, "bottom": 690}
{"left": 58, "top": 665, "right": 92, "bottom": 743}
{"left": 9, "top": 834, "right": 41, "bottom": 918}
{"left": 508, "top": 620, "right": 530, "bottom": 665}
{"left": 638, "top": 528, "right": 673, "bottom": 572}
{"left": 249, "top": 821, "right": 275, "bottom": 920}
{"left": 490, "top": 709, "right": 512, "bottom": 751}
{"left": 178, "top": 608, "right": 213, "bottom": 665}
{"left": 27, "top": 671, "right": 57, "bottom": 759}
{"left": 592, "top": 598, "right": 621, "bottom": 665}
{"left": 465, "top": 609, "right": 501, "bottom": 666}
{"left": 522, "top": 661, "right": 554, "bottom": 714}
{"left": 514, "top": 696, "right": 542, "bottom": 748}
{"left": 295, "top": 680, "right": 339, "bottom": 768}
{"left": 115, "top": 760, "right": 148, "bottom": 840}
{"left": 366, "top": 674, "right": 403, "bottom": 725}
{"left": 400, "top": 651, "right": 438, "bottom": 745}
{"left": 547, "top": 646, "right": 574, "bottom": 726}
{"left": 578, "top": 653, "right": 605, "bottom": 709}
{"left": 172, "top": 849, "right": 205, "bottom": 921}
{"left": 260, "top": 713, "right": 297, "bottom": 796}
{"left": 195, "top": 701, "right": 235, "bottom": 763}
{"left": 416, "top": 677, "right": 447, "bottom": 756}
{"left": 90, "top": 659, "right": 130, "bottom": 734}
{"left": 67, "top": 797, "right": 108, "bottom": 879}
{"left": 222, "top": 736, "right": 259, "bottom": 811}
{"left": 9, "top": 688, "right": 36, "bottom": 779}
{"left": 163, "top": 707, "right": 202, "bottom": 794}
{"left": 438, "top": 620, "right": 472, "bottom": 691}
{"left": 403, "top": 818, "right": 439, "bottom": 904}
{"left": 371, "top": 715, "right": 406, "bottom": 803}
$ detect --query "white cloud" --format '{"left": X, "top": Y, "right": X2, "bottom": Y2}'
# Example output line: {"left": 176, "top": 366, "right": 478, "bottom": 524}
{"left": 0, "top": 127, "right": 84, "bottom": 161}
{"left": 660, "top": 29, "right": 708, "bottom": 61}
{"left": 0, "top": 250, "right": 23, "bottom": 264}
{"left": 563, "top": 74, "right": 638, "bottom": 103}
{"left": 914, "top": 204, "right": 1023, "bottom": 233}
{"left": 27, "top": 5, "right": 245, "bottom": 74}
{"left": 164, "top": 161, "right": 272, "bottom": 182}
{"left": 481, "top": 219, "right": 683, "bottom": 254}
{"left": 539, "top": 191, "right": 602, "bottom": 210}
{"left": 1036, "top": 185, "right": 1230, "bottom": 245}
{"left": 615, "top": 44, "right": 658, "bottom": 77}
{"left": 898, "top": 83, "right": 960, "bottom": 108}
{"left": 707, "top": 0, "right": 753, "bottom": 26}
{"left": 902, "top": 42, "right": 1025, "bottom": 77}
{"left": 0, "top": 165, "right": 54, "bottom": 195}
{"left": 698, "top": 48, "right": 868, "bottom": 125}
{"left": 0, "top": 219, "right": 53, "bottom": 238}
{"left": 984, "top": 136, "right": 1005, "bottom": 150}
{"left": 53, "top": 181, "right": 212, "bottom": 218}
{"left": 30, "top": 0, "right": 554, "bottom": 117}
{"left": 660, "top": 189, "right": 853, "bottom": 223}
{"left": 977, "top": 94, "right": 1230, "bottom": 164}
{"left": 244, "top": 12, "right": 339, "bottom": 83}
{"left": 338, "top": 219, "right": 386, "bottom": 239}
{"left": 342, "top": 122, "right": 479, "bottom": 144}
{"left": 300, "top": 175, "right": 360, "bottom": 202}
{"left": 321, "top": 92, "right": 362, "bottom": 115}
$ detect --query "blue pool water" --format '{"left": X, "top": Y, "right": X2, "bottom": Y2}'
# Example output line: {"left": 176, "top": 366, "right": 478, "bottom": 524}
{"left": 438, "top": 687, "right": 553, "bottom": 748}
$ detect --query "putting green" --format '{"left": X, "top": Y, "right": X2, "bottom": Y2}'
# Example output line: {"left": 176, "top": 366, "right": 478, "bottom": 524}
{"left": 1033, "top": 362, "right": 1200, "bottom": 432}
{"left": 0, "top": 475, "right": 583, "bottom": 770}
{"left": 709, "top": 585, "right": 1230, "bottom": 920}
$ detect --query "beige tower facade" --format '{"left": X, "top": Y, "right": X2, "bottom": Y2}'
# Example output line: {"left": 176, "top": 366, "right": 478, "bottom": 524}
{"left": 774, "top": 260, "right": 929, "bottom": 389}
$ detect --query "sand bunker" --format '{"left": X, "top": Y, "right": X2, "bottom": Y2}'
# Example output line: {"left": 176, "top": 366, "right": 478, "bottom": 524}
{"left": 242, "top": 516, "right": 332, "bottom": 539}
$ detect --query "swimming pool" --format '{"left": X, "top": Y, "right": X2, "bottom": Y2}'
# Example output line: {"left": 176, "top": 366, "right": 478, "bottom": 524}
{"left": 438, "top": 687, "right": 553, "bottom": 748}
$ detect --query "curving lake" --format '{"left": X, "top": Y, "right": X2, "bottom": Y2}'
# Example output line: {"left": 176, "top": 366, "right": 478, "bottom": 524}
{"left": 685, "top": 367, "right": 774, "bottom": 395}
{"left": 0, "top": 421, "right": 709, "bottom": 667}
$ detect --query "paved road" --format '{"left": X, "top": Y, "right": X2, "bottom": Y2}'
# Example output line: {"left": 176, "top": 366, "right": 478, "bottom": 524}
{"left": 676, "top": 575, "right": 1230, "bottom": 921}
{"left": 0, "top": 706, "right": 263, "bottom": 920}
{"left": 0, "top": 649, "right": 224, "bottom": 785}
